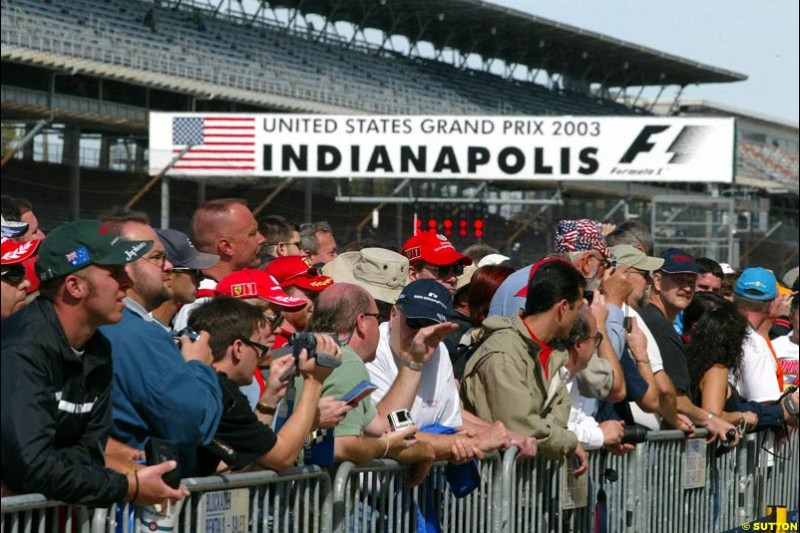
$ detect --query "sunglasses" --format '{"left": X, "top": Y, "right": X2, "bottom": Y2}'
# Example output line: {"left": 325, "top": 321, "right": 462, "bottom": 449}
{"left": 264, "top": 311, "right": 285, "bottom": 330}
{"left": 239, "top": 337, "right": 271, "bottom": 361}
{"left": 1, "top": 265, "right": 26, "bottom": 285}
{"left": 278, "top": 241, "right": 302, "bottom": 248}
{"left": 421, "top": 263, "right": 465, "bottom": 278}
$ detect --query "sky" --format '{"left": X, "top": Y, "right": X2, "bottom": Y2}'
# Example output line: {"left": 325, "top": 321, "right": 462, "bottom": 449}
{"left": 490, "top": 0, "right": 799, "bottom": 125}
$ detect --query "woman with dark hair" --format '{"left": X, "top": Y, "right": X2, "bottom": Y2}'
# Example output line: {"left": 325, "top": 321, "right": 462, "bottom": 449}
{"left": 468, "top": 264, "right": 515, "bottom": 326}
{"left": 684, "top": 293, "right": 758, "bottom": 431}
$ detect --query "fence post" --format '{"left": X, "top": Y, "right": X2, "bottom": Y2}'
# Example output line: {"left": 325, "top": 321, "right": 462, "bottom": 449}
{"left": 498, "top": 445, "right": 519, "bottom": 533}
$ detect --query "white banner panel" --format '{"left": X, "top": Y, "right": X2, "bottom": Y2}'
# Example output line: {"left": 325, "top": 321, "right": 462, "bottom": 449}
{"left": 149, "top": 113, "right": 735, "bottom": 182}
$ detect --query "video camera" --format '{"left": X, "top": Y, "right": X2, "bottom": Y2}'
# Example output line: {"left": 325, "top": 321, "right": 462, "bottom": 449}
{"left": 278, "top": 332, "right": 342, "bottom": 382}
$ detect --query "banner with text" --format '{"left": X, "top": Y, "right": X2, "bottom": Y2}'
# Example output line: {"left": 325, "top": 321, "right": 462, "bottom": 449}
{"left": 149, "top": 113, "right": 735, "bottom": 182}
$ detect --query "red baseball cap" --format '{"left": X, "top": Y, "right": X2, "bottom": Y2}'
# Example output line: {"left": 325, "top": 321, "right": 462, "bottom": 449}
{"left": 216, "top": 268, "right": 307, "bottom": 310}
{"left": 1, "top": 238, "right": 41, "bottom": 266}
{"left": 264, "top": 256, "right": 333, "bottom": 293}
{"left": 23, "top": 256, "right": 40, "bottom": 294}
{"left": 401, "top": 232, "right": 472, "bottom": 267}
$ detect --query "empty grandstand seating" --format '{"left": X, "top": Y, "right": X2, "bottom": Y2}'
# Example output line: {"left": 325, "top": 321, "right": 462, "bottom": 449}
{"left": 737, "top": 142, "right": 800, "bottom": 186}
{"left": 2, "top": 0, "right": 645, "bottom": 116}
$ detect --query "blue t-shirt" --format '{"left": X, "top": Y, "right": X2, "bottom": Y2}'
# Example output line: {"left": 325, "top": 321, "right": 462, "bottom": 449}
{"left": 488, "top": 265, "right": 531, "bottom": 317}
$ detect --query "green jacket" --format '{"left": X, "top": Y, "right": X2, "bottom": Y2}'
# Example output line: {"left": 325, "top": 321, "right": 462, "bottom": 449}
{"left": 460, "top": 314, "right": 577, "bottom": 459}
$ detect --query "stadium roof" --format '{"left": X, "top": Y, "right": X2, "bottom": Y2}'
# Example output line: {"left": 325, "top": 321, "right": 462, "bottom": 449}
{"left": 264, "top": 0, "right": 747, "bottom": 86}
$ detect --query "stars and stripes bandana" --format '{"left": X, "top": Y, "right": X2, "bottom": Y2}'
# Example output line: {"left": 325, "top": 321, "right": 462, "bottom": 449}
{"left": 553, "top": 219, "right": 610, "bottom": 258}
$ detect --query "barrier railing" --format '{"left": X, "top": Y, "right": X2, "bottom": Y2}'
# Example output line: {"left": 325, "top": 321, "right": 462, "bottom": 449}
{"left": 329, "top": 451, "right": 502, "bottom": 533}
{"left": 2, "top": 430, "right": 797, "bottom": 533}
{"left": 0, "top": 494, "right": 91, "bottom": 533}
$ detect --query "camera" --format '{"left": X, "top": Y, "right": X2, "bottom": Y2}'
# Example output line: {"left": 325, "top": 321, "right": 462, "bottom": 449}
{"left": 621, "top": 425, "right": 648, "bottom": 445}
{"left": 715, "top": 429, "right": 738, "bottom": 457}
{"left": 171, "top": 327, "right": 198, "bottom": 346}
{"left": 388, "top": 409, "right": 414, "bottom": 433}
{"left": 277, "top": 332, "right": 343, "bottom": 382}
{"left": 290, "top": 332, "right": 342, "bottom": 369}
{"left": 623, "top": 316, "right": 633, "bottom": 333}
{"left": 779, "top": 385, "right": 798, "bottom": 416}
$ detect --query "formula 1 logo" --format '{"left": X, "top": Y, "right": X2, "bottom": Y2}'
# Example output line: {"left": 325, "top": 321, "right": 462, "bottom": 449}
{"left": 620, "top": 125, "right": 711, "bottom": 165}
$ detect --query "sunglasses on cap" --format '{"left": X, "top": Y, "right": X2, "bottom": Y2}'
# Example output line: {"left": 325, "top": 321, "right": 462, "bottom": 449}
{"left": 421, "top": 263, "right": 465, "bottom": 278}
{"left": 285, "top": 265, "right": 323, "bottom": 281}
{"left": 1, "top": 265, "right": 26, "bottom": 285}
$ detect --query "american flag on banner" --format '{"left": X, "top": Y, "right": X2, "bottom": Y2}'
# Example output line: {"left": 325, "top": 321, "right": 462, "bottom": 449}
{"left": 171, "top": 116, "right": 256, "bottom": 171}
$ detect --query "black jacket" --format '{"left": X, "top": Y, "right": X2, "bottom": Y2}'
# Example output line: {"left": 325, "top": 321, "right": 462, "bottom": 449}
{"left": 1, "top": 298, "right": 128, "bottom": 506}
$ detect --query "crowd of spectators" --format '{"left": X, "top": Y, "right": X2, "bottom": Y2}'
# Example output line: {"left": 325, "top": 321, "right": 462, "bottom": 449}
{"left": 1, "top": 193, "right": 797, "bottom": 515}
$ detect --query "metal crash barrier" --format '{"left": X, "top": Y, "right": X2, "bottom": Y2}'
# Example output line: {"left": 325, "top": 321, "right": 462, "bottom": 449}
{"left": 328, "top": 451, "right": 502, "bottom": 533}
{"left": 2, "top": 430, "right": 797, "bottom": 532}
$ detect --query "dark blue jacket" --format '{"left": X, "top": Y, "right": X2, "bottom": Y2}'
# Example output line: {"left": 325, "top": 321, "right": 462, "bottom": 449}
{"left": 1, "top": 298, "right": 128, "bottom": 505}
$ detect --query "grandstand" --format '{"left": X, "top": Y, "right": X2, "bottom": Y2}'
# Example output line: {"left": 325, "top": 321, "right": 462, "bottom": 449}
{"left": 1, "top": 0, "right": 796, "bottom": 270}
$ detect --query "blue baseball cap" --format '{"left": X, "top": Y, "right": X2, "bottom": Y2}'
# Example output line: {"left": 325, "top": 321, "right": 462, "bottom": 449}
{"left": 659, "top": 249, "right": 699, "bottom": 275}
{"left": 396, "top": 279, "right": 452, "bottom": 325}
{"left": 734, "top": 267, "right": 777, "bottom": 301}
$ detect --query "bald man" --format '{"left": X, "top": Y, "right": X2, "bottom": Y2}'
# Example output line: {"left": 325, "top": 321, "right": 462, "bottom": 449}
{"left": 174, "top": 198, "right": 265, "bottom": 329}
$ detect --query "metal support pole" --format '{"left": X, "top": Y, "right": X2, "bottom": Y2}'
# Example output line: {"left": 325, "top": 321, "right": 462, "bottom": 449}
{"left": 125, "top": 145, "right": 193, "bottom": 209}
{"left": 1, "top": 119, "right": 50, "bottom": 168}
{"left": 197, "top": 180, "right": 206, "bottom": 206}
{"left": 160, "top": 176, "right": 170, "bottom": 229}
{"left": 252, "top": 178, "right": 295, "bottom": 217}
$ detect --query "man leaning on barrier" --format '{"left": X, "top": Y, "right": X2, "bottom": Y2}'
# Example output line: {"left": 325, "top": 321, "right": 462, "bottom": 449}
{"left": 1, "top": 220, "right": 186, "bottom": 506}
{"left": 461, "top": 258, "right": 589, "bottom": 474}
{"left": 305, "top": 283, "right": 436, "bottom": 486}
{"left": 187, "top": 296, "right": 341, "bottom": 474}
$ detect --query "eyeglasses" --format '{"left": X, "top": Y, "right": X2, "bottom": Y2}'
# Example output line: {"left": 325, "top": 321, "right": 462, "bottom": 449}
{"left": 1, "top": 265, "right": 26, "bottom": 285}
{"left": 143, "top": 251, "right": 168, "bottom": 269}
{"left": 580, "top": 332, "right": 604, "bottom": 349}
{"left": 239, "top": 337, "right": 271, "bottom": 361}
{"left": 264, "top": 312, "right": 284, "bottom": 330}
{"left": 278, "top": 241, "right": 301, "bottom": 249}
{"left": 602, "top": 258, "right": 617, "bottom": 269}
{"left": 362, "top": 312, "right": 382, "bottom": 322}
{"left": 421, "top": 263, "right": 465, "bottom": 278}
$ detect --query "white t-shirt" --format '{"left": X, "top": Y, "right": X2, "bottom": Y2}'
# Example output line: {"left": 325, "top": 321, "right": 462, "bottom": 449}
{"left": 367, "top": 321, "right": 462, "bottom": 429}
{"left": 624, "top": 305, "right": 663, "bottom": 430}
{"left": 733, "top": 326, "right": 781, "bottom": 403}
{"left": 172, "top": 278, "right": 217, "bottom": 331}
{"left": 561, "top": 368, "right": 604, "bottom": 450}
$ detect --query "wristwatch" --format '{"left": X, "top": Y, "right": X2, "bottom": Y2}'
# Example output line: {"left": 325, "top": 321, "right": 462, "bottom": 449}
{"left": 256, "top": 402, "right": 276, "bottom": 415}
{"left": 395, "top": 357, "right": 424, "bottom": 372}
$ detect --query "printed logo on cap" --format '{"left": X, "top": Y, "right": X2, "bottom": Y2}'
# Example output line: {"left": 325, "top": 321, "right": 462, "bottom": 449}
{"left": 405, "top": 246, "right": 421, "bottom": 261}
{"left": 66, "top": 247, "right": 91, "bottom": 267}
{"left": 124, "top": 242, "right": 149, "bottom": 261}
{"left": 1, "top": 240, "right": 37, "bottom": 263}
{"left": 231, "top": 282, "right": 258, "bottom": 298}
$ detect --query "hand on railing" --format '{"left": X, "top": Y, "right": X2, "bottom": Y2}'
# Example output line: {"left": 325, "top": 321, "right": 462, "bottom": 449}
{"left": 571, "top": 443, "right": 588, "bottom": 477}
{"left": 129, "top": 461, "right": 188, "bottom": 506}
{"left": 450, "top": 433, "right": 483, "bottom": 464}
{"left": 507, "top": 432, "right": 537, "bottom": 460}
